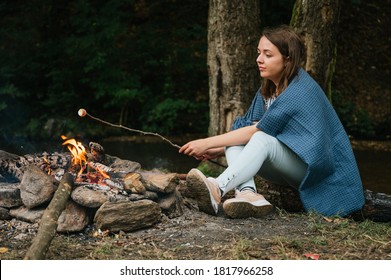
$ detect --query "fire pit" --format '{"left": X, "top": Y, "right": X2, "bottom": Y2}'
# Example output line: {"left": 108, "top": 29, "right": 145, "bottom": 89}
{"left": 0, "top": 137, "right": 187, "bottom": 235}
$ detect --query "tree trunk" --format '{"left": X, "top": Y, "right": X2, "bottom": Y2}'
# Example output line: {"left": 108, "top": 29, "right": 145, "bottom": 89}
{"left": 207, "top": 0, "right": 261, "bottom": 135}
{"left": 290, "top": 0, "right": 341, "bottom": 101}
{"left": 24, "top": 173, "right": 74, "bottom": 260}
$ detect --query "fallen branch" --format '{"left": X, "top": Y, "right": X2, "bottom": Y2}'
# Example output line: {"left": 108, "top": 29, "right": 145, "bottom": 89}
{"left": 78, "top": 108, "right": 181, "bottom": 149}
{"left": 24, "top": 172, "right": 74, "bottom": 260}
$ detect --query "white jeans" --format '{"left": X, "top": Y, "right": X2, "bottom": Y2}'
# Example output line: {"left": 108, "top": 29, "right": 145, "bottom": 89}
{"left": 216, "top": 131, "right": 307, "bottom": 195}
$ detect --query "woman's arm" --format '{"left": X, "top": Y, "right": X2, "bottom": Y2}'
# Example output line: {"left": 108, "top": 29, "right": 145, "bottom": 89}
{"left": 179, "top": 124, "right": 260, "bottom": 157}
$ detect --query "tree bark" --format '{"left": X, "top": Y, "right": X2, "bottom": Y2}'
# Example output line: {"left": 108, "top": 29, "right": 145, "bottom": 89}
{"left": 290, "top": 0, "right": 341, "bottom": 100}
{"left": 24, "top": 173, "right": 74, "bottom": 260}
{"left": 207, "top": 0, "right": 261, "bottom": 135}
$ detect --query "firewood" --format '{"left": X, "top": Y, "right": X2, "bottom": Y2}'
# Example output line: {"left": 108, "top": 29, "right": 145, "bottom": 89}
{"left": 24, "top": 172, "right": 74, "bottom": 260}
{"left": 123, "top": 172, "right": 146, "bottom": 194}
{"left": 141, "top": 172, "right": 179, "bottom": 194}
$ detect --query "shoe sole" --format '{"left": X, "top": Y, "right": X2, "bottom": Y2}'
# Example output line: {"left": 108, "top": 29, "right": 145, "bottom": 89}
{"left": 223, "top": 200, "right": 274, "bottom": 219}
{"left": 186, "top": 169, "right": 219, "bottom": 215}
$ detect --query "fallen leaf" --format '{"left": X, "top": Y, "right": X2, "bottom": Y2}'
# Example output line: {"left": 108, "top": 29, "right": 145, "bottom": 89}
{"left": 0, "top": 247, "right": 9, "bottom": 254}
{"left": 304, "top": 253, "right": 320, "bottom": 260}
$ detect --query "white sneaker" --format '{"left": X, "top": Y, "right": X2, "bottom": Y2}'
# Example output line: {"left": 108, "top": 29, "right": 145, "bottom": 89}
{"left": 223, "top": 190, "right": 273, "bottom": 219}
{"left": 186, "top": 168, "right": 221, "bottom": 215}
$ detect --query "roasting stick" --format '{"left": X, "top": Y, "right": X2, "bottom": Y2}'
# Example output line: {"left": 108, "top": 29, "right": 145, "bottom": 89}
{"left": 78, "top": 108, "right": 181, "bottom": 149}
{"left": 78, "top": 108, "right": 227, "bottom": 168}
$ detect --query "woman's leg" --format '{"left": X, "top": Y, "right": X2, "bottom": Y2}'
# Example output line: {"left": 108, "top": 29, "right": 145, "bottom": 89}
{"left": 216, "top": 131, "right": 307, "bottom": 195}
{"left": 186, "top": 131, "right": 306, "bottom": 217}
{"left": 224, "top": 145, "right": 257, "bottom": 192}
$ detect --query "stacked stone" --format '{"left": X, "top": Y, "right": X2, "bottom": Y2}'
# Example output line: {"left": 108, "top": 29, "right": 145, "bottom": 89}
{"left": 0, "top": 150, "right": 185, "bottom": 233}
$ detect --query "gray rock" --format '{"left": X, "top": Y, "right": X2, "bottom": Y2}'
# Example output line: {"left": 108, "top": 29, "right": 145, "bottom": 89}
{"left": 71, "top": 186, "right": 108, "bottom": 208}
{"left": 57, "top": 200, "right": 89, "bottom": 232}
{"left": 94, "top": 200, "right": 161, "bottom": 232}
{"left": 10, "top": 205, "right": 45, "bottom": 223}
{"left": 0, "top": 183, "right": 23, "bottom": 208}
{"left": 19, "top": 165, "right": 57, "bottom": 209}
{"left": 158, "top": 189, "right": 183, "bottom": 218}
{"left": 0, "top": 206, "right": 11, "bottom": 220}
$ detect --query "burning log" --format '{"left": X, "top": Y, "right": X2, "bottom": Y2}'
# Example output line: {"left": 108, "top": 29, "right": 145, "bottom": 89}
{"left": 87, "top": 161, "right": 112, "bottom": 174}
{"left": 24, "top": 172, "right": 74, "bottom": 260}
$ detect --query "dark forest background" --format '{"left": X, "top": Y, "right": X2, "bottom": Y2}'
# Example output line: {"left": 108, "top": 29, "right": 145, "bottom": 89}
{"left": 0, "top": 0, "right": 389, "bottom": 149}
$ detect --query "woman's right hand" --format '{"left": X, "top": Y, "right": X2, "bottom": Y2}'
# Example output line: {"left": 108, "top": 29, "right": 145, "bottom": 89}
{"left": 178, "top": 138, "right": 210, "bottom": 158}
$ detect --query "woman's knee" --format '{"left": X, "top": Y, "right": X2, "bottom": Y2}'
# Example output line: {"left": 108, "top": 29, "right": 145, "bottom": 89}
{"left": 250, "top": 131, "right": 278, "bottom": 147}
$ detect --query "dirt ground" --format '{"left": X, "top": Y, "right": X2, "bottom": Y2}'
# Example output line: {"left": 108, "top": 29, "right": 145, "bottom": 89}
{"left": 1, "top": 197, "right": 390, "bottom": 260}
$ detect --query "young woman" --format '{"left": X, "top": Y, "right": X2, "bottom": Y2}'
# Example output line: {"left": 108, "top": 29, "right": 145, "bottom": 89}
{"left": 179, "top": 25, "right": 364, "bottom": 218}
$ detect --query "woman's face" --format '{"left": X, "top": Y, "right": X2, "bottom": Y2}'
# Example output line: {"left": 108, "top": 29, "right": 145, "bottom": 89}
{"left": 256, "top": 36, "right": 286, "bottom": 86}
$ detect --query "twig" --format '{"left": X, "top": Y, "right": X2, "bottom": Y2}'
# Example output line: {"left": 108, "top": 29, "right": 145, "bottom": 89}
{"left": 77, "top": 108, "right": 227, "bottom": 168}
{"left": 78, "top": 108, "right": 181, "bottom": 149}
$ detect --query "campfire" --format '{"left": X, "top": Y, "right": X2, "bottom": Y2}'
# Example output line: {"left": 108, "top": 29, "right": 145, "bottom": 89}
{"left": 60, "top": 135, "right": 129, "bottom": 194}
{"left": 0, "top": 134, "right": 189, "bottom": 259}
{"left": 0, "top": 136, "right": 186, "bottom": 239}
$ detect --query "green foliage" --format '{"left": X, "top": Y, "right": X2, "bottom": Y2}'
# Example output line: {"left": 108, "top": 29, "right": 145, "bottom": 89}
{"left": 196, "top": 161, "right": 224, "bottom": 178}
{"left": 0, "top": 0, "right": 209, "bottom": 140}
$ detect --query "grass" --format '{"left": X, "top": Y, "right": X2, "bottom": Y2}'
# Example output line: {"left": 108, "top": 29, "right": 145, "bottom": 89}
{"left": 221, "top": 212, "right": 391, "bottom": 260}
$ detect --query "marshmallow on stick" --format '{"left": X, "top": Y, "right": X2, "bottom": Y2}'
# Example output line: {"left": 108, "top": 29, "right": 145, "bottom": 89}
{"left": 76, "top": 108, "right": 226, "bottom": 168}
{"left": 78, "top": 108, "right": 87, "bottom": 117}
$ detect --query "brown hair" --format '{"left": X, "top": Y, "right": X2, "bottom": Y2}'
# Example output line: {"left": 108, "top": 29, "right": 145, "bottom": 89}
{"left": 260, "top": 25, "right": 305, "bottom": 98}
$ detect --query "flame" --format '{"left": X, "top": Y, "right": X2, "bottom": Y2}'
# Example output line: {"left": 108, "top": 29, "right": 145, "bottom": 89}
{"left": 88, "top": 162, "right": 110, "bottom": 179}
{"left": 98, "top": 170, "right": 110, "bottom": 178}
{"left": 43, "top": 156, "right": 51, "bottom": 175}
{"left": 61, "top": 135, "right": 87, "bottom": 174}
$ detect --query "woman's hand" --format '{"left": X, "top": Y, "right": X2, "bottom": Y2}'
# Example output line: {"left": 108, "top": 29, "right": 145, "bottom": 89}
{"left": 179, "top": 138, "right": 210, "bottom": 158}
{"left": 179, "top": 140, "right": 224, "bottom": 161}
{"left": 201, "top": 147, "right": 225, "bottom": 160}
{"left": 179, "top": 124, "right": 260, "bottom": 158}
